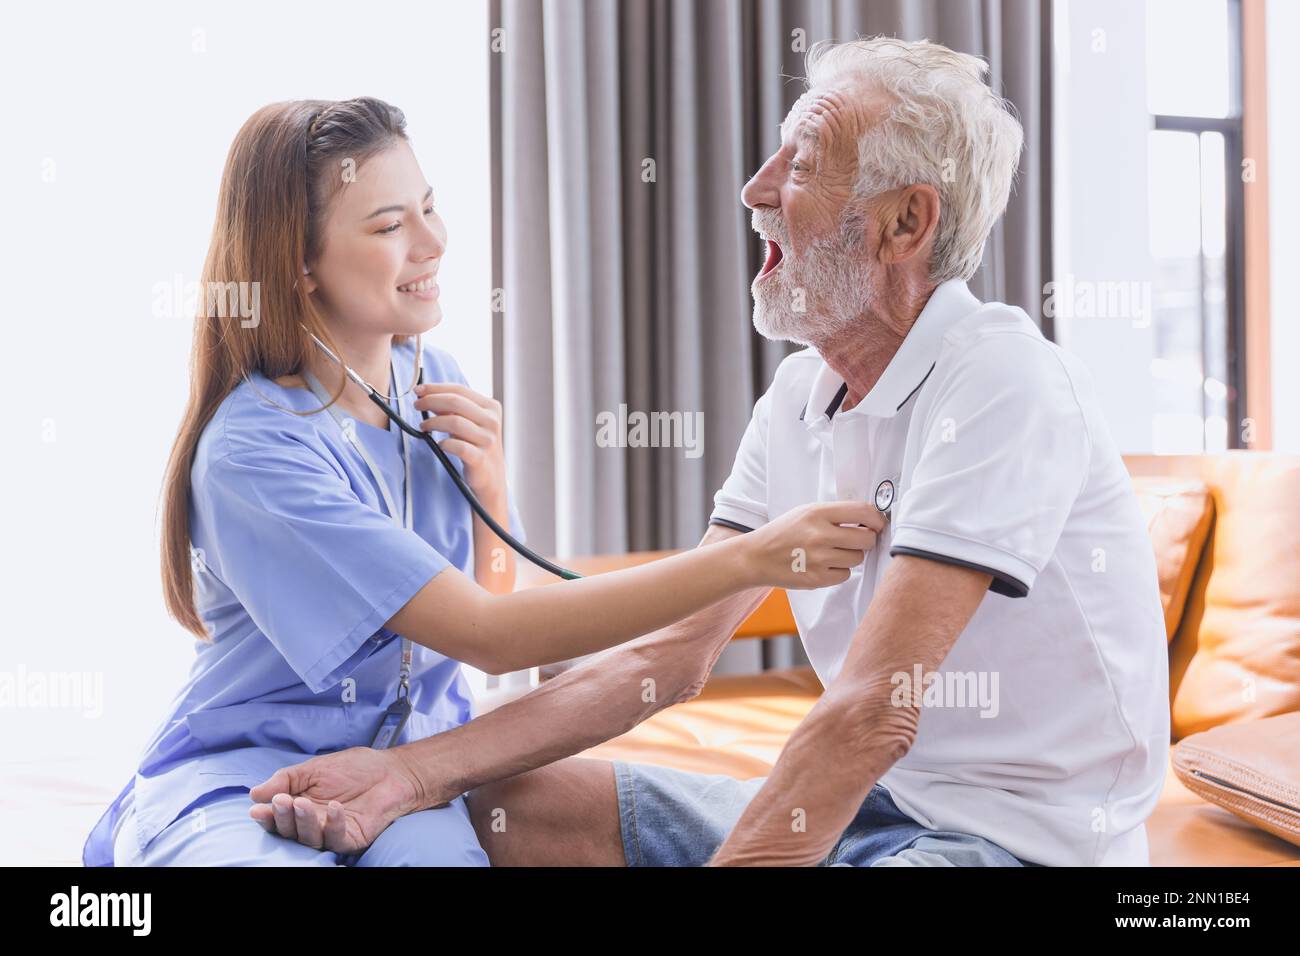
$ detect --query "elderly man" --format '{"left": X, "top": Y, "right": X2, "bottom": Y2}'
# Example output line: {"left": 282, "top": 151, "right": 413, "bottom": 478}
{"left": 250, "top": 37, "right": 1169, "bottom": 867}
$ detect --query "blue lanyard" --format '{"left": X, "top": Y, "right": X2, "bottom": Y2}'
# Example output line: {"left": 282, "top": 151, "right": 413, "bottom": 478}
{"left": 303, "top": 362, "right": 414, "bottom": 748}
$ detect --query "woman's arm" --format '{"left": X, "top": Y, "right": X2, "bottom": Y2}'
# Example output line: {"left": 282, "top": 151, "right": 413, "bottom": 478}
{"left": 470, "top": 485, "right": 516, "bottom": 596}
{"left": 387, "top": 499, "right": 880, "bottom": 674}
{"left": 410, "top": 381, "right": 516, "bottom": 595}
{"left": 249, "top": 523, "right": 771, "bottom": 851}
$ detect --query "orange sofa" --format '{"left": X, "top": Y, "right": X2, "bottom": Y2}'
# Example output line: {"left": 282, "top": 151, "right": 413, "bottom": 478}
{"left": 522, "top": 453, "right": 1300, "bottom": 866}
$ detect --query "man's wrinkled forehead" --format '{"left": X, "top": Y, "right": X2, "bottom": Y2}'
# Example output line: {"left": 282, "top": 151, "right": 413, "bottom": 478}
{"left": 780, "top": 89, "right": 829, "bottom": 148}
{"left": 779, "top": 81, "right": 887, "bottom": 151}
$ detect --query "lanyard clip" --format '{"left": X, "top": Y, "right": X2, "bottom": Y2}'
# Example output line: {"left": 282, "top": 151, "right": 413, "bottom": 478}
{"left": 369, "top": 696, "right": 413, "bottom": 750}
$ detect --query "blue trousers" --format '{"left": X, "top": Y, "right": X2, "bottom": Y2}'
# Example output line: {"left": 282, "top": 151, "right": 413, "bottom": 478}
{"left": 112, "top": 787, "right": 487, "bottom": 866}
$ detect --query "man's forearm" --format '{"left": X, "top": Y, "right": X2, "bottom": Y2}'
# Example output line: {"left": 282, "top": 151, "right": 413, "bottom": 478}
{"left": 709, "top": 556, "right": 990, "bottom": 866}
{"left": 707, "top": 680, "right": 914, "bottom": 866}
{"left": 397, "top": 575, "right": 770, "bottom": 810}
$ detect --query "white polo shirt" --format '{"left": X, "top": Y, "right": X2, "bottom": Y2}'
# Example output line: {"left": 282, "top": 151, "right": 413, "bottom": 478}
{"left": 710, "top": 279, "right": 1170, "bottom": 867}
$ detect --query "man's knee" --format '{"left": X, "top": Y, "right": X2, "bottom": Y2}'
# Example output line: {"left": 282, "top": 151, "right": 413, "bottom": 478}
{"left": 466, "top": 757, "right": 623, "bottom": 866}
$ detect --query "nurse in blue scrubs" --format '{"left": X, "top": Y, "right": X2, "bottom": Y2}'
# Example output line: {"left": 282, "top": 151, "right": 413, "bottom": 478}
{"left": 83, "top": 97, "right": 874, "bottom": 866}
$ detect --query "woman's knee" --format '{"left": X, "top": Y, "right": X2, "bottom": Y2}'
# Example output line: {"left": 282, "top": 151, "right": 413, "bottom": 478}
{"left": 354, "top": 798, "right": 488, "bottom": 867}
{"left": 134, "top": 790, "right": 339, "bottom": 866}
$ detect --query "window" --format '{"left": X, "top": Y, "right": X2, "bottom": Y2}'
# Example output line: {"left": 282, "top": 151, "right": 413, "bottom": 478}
{"left": 1144, "top": 0, "right": 1245, "bottom": 452}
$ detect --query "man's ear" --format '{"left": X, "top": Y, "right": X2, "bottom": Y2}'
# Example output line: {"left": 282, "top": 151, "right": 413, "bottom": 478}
{"left": 877, "top": 184, "right": 940, "bottom": 266}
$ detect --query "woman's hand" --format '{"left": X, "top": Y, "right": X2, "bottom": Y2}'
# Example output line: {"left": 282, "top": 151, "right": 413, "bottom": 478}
{"left": 737, "top": 500, "right": 883, "bottom": 590}
{"left": 248, "top": 746, "right": 432, "bottom": 855}
{"left": 414, "top": 382, "right": 506, "bottom": 500}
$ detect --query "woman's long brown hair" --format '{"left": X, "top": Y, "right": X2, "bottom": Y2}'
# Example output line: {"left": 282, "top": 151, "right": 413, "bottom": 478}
{"left": 161, "top": 97, "right": 408, "bottom": 638}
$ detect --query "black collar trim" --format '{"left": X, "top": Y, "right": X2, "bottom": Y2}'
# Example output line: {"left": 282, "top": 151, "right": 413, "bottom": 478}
{"left": 797, "top": 364, "right": 936, "bottom": 422}
{"left": 798, "top": 381, "right": 848, "bottom": 423}
{"left": 895, "top": 363, "right": 936, "bottom": 412}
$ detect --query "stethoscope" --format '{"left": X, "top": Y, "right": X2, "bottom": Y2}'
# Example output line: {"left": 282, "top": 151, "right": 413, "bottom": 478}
{"left": 304, "top": 329, "right": 581, "bottom": 582}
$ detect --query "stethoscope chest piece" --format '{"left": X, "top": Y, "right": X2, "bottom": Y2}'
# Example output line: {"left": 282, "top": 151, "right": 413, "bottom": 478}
{"left": 874, "top": 478, "right": 896, "bottom": 515}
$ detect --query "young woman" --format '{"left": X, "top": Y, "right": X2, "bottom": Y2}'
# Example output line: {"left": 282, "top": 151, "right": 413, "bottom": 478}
{"left": 82, "top": 97, "right": 874, "bottom": 867}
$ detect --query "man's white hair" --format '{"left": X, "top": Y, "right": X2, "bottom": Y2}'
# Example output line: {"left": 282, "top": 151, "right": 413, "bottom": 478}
{"left": 805, "top": 36, "right": 1024, "bottom": 283}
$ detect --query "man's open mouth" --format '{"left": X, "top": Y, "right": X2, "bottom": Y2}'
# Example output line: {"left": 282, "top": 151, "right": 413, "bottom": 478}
{"left": 758, "top": 236, "right": 784, "bottom": 279}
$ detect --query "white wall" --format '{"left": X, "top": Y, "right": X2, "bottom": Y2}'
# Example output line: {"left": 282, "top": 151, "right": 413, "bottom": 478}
{"left": 1267, "top": 0, "right": 1300, "bottom": 452}
{"left": 0, "top": 0, "right": 492, "bottom": 861}
{"left": 1051, "top": 0, "right": 1158, "bottom": 453}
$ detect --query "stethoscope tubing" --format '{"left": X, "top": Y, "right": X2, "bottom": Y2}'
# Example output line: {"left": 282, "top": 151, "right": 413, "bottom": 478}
{"left": 373, "top": 376, "right": 581, "bottom": 582}
{"left": 303, "top": 328, "right": 580, "bottom": 581}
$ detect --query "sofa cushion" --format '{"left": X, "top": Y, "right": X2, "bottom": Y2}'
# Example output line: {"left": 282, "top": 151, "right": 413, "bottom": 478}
{"left": 1149, "top": 746, "right": 1300, "bottom": 867}
{"left": 1126, "top": 455, "right": 1300, "bottom": 739}
{"left": 579, "top": 666, "right": 1300, "bottom": 866}
{"left": 1130, "top": 477, "right": 1214, "bottom": 641}
{"left": 1170, "top": 710, "right": 1300, "bottom": 848}
{"left": 582, "top": 668, "right": 823, "bottom": 780}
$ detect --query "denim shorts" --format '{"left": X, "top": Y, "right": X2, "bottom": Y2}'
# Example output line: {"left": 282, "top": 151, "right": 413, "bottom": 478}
{"left": 612, "top": 760, "right": 1042, "bottom": 867}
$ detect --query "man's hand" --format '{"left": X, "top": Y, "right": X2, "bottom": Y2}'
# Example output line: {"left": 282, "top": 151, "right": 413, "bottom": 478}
{"left": 248, "top": 746, "right": 432, "bottom": 854}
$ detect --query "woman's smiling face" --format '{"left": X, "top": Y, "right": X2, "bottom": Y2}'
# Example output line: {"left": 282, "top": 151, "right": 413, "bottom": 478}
{"left": 303, "top": 139, "right": 446, "bottom": 338}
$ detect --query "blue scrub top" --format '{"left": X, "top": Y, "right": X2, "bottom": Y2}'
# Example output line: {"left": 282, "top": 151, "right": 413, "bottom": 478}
{"left": 83, "top": 339, "right": 525, "bottom": 866}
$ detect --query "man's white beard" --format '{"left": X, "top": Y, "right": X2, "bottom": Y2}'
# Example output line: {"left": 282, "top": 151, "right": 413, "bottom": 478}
{"left": 751, "top": 228, "right": 876, "bottom": 346}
